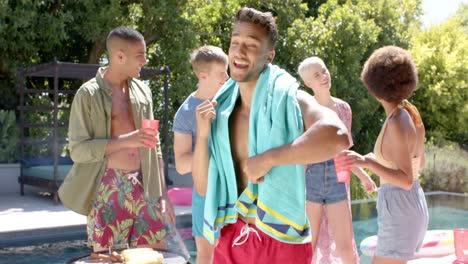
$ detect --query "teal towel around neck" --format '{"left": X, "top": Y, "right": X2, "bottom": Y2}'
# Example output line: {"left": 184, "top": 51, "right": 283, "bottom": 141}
{"left": 203, "top": 64, "right": 311, "bottom": 244}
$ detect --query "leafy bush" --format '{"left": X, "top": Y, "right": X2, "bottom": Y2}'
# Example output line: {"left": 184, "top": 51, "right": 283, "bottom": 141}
{"left": 411, "top": 5, "right": 468, "bottom": 145}
{"left": 420, "top": 141, "right": 468, "bottom": 194}
{"left": 0, "top": 110, "right": 19, "bottom": 163}
{"left": 350, "top": 172, "right": 378, "bottom": 201}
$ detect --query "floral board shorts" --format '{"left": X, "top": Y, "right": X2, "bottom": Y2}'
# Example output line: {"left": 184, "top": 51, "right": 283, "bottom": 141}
{"left": 87, "top": 168, "right": 187, "bottom": 256}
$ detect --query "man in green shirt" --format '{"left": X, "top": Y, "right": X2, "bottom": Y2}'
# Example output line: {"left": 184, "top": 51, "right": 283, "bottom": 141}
{"left": 59, "top": 26, "right": 186, "bottom": 255}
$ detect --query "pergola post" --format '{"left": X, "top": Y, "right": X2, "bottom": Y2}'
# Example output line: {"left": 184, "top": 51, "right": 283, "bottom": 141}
{"left": 163, "top": 66, "right": 172, "bottom": 186}
{"left": 53, "top": 59, "right": 59, "bottom": 203}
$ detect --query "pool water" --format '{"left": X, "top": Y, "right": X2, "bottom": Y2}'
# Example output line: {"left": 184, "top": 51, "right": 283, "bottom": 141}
{"left": 0, "top": 213, "right": 197, "bottom": 264}
{"left": 0, "top": 193, "right": 466, "bottom": 264}
{"left": 0, "top": 238, "right": 196, "bottom": 264}
{"left": 352, "top": 193, "right": 468, "bottom": 263}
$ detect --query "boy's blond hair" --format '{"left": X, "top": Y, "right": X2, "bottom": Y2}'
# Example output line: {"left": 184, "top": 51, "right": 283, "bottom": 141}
{"left": 190, "top": 45, "right": 228, "bottom": 76}
{"left": 297, "top": 56, "right": 325, "bottom": 81}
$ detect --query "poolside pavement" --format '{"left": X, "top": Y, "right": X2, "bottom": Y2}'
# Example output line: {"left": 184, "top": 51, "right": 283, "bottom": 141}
{"left": 0, "top": 192, "right": 86, "bottom": 248}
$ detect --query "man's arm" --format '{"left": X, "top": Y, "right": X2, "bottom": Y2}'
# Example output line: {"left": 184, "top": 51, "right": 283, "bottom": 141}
{"left": 291, "top": 89, "right": 351, "bottom": 162}
{"left": 69, "top": 88, "right": 157, "bottom": 163}
{"left": 104, "top": 129, "right": 157, "bottom": 155}
{"left": 191, "top": 100, "right": 217, "bottom": 195}
{"left": 192, "top": 133, "right": 210, "bottom": 195}
{"left": 68, "top": 89, "right": 109, "bottom": 163}
{"left": 244, "top": 90, "right": 351, "bottom": 183}
{"left": 173, "top": 132, "right": 193, "bottom": 175}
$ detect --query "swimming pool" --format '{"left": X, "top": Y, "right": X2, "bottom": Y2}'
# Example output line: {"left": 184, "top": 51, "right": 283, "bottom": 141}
{"left": 352, "top": 192, "right": 468, "bottom": 263}
{"left": 0, "top": 192, "right": 466, "bottom": 264}
{"left": 0, "top": 213, "right": 196, "bottom": 264}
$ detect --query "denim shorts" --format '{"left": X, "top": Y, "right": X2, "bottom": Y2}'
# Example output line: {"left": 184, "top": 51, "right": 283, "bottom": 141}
{"left": 305, "top": 159, "right": 347, "bottom": 204}
{"left": 376, "top": 181, "right": 429, "bottom": 260}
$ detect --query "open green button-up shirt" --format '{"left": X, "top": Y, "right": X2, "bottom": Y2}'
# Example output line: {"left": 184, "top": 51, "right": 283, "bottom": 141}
{"left": 59, "top": 67, "right": 163, "bottom": 215}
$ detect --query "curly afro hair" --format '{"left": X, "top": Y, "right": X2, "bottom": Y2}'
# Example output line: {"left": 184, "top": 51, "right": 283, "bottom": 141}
{"left": 361, "top": 46, "right": 418, "bottom": 103}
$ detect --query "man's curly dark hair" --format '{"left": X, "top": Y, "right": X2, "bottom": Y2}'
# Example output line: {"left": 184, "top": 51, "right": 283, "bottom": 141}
{"left": 233, "top": 7, "right": 278, "bottom": 48}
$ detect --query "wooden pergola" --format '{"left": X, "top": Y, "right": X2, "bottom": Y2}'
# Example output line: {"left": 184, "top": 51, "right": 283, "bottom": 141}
{"left": 17, "top": 59, "right": 172, "bottom": 202}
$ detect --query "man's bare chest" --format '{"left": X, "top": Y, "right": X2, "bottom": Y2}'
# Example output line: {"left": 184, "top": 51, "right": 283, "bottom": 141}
{"left": 229, "top": 109, "right": 250, "bottom": 162}
{"left": 111, "top": 93, "right": 135, "bottom": 133}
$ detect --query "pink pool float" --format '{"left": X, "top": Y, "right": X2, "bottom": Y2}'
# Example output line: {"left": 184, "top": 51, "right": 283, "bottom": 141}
{"left": 360, "top": 230, "right": 455, "bottom": 258}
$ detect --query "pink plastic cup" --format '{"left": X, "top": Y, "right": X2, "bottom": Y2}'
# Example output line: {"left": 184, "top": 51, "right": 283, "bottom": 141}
{"left": 333, "top": 156, "right": 351, "bottom": 183}
{"left": 141, "top": 119, "right": 159, "bottom": 148}
{"left": 142, "top": 119, "right": 159, "bottom": 131}
{"left": 454, "top": 228, "right": 468, "bottom": 263}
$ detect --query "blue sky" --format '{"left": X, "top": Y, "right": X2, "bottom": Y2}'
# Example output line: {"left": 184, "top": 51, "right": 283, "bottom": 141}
{"left": 422, "top": 0, "right": 467, "bottom": 26}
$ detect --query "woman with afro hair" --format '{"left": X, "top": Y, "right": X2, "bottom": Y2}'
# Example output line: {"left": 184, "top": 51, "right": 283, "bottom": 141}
{"left": 337, "top": 46, "right": 429, "bottom": 264}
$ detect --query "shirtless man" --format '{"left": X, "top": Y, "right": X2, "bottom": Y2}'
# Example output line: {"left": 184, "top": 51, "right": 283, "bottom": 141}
{"left": 59, "top": 26, "right": 181, "bottom": 253}
{"left": 192, "top": 8, "right": 351, "bottom": 263}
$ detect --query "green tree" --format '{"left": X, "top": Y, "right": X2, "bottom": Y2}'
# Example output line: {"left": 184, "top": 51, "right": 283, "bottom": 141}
{"left": 180, "top": 0, "right": 308, "bottom": 97}
{"left": 172, "top": 0, "right": 307, "bottom": 146}
{"left": 284, "top": 0, "right": 422, "bottom": 154}
{"left": 283, "top": 0, "right": 422, "bottom": 199}
{"left": 2, "top": 1, "right": 441, "bottom": 200}
{"left": 0, "top": 0, "right": 198, "bottom": 156}
{"left": 410, "top": 4, "right": 468, "bottom": 146}
{"left": 0, "top": 0, "right": 308, "bottom": 150}
{"left": 0, "top": 110, "right": 19, "bottom": 163}
{"left": 0, "top": 0, "right": 197, "bottom": 105}
{"left": 0, "top": 1, "right": 71, "bottom": 110}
